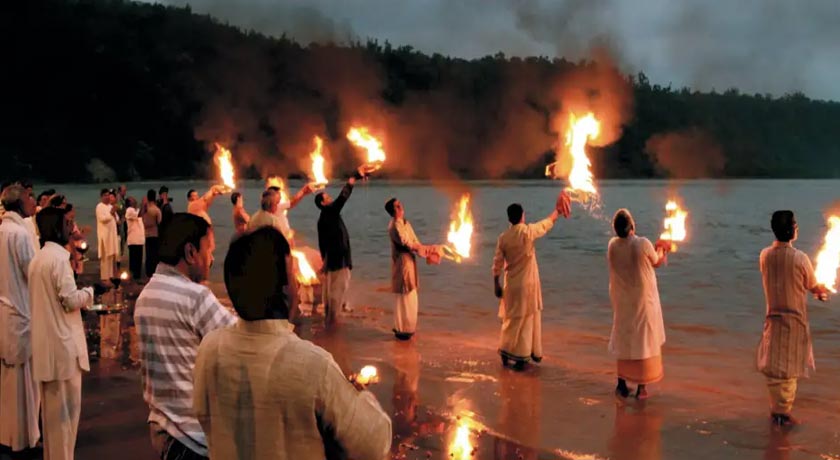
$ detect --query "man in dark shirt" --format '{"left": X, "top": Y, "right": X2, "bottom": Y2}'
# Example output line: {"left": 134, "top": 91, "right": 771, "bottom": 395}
{"left": 314, "top": 166, "right": 369, "bottom": 324}
{"left": 158, "top": 186, "right": 174, "bottom": 231}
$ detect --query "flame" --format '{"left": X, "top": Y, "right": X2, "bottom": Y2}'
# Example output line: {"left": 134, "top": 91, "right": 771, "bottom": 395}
{"left": 449, "top": 422, "right": 472, "bottom": 460}
{"left": 446, "top": 194, "right": 474, "bottom": 261}
{"left": 815, "top": 216, "right": 840, "bottom": 293}
{"left": 356, "top": 365, "right": 378, "bottom": 385}
{"left": 80, "top": 241, "right": 87, "bottom": 250}
{"left": 660, "top": 200, "right": 688, "bottom": 252}
{"left": 265, "top": 176, "right": 290, "bottom": 210}
{"left": 309, "top": 136, "right": 328, "bottom": 186}
{"left": 120, "top": 271, "right": 128, "bottom": 281}
{"left": 347, "top": 127, "right": 386, "bottom": 166}
{"left": 550, "top": 113, "right": 600, "bottom": 199}
{"left": 291, "top": 250, "right": 318, "bottom": 286}
{"left": 214, "top": 143, "right": 236, "bottom": 190}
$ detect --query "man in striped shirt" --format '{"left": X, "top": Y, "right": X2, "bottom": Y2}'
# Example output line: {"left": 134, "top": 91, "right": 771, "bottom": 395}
{"left": 756, "top": 210, "right": 829, "bottom": 426}
{"left": 135, "top": 213, "right": 236, "bottom": 459}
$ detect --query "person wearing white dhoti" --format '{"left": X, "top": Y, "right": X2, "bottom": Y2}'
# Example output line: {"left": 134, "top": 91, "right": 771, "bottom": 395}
{"left": 386, "top": 197, "right": 434, "bottom": 340}
{"left": 0, "top": 184, "right": 40, "bottom": 454}
{"left": 492, "top": 192, "right": 571, "bottom": 370}
{"left": 96, "top": 188, "right": 120, "bottom": 282}
{"left": 30, "top": 207, "right": 96, "bottom": 460}
{"left": 756, "top": 210, "right": 829, "bottom": 426}
{"left": 607, "top": 209, "right": 670, "bottom": 400}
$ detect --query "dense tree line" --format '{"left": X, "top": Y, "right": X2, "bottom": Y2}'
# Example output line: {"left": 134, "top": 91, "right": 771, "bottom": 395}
{"left": 3, "top": 0, "right": 840, "bottom": 183}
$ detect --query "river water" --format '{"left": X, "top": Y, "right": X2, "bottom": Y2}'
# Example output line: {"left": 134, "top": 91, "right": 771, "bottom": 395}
{"left": 62, "top": 179, "right": 840, "bottom": 459}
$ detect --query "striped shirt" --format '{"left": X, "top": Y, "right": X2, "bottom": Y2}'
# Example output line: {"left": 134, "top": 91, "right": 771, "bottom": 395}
{"left": 757, "top": 241, "right": 818, "bottom": 378}
{"left": 134, "top": 263, "right": 236, "bottom": 456}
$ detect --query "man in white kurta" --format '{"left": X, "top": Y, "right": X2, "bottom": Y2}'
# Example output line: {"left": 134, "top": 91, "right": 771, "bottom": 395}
{"left": 0, "top": 184, "right": 40, "bottom": 453}
{"left": 266, "top": 181, "right": 314, "bottom": 242}
{"left": 607, "top": 209, "right": 669, "bottom": 400}
{"left": 96, "top": 189, "right": 120, "bottom": 282}
{"left": 492, "top": 192, "right": 570, "bottom": 369}
{"left": 30, "top": 207, "right": 96, "bottom": 460}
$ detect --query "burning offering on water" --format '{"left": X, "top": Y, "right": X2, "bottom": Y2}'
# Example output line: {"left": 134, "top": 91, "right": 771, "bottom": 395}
{"left": 291, "top": 250, "right": 319, "bottom": 286}
{"left": 353, "top": 365, "right": 379, "bottom": 385}
{"left": 546, "top": 112, "right": 601, "bottom": 205}
{"left": 449, "top": 422, "right": 473, "bottom": 460}
{"left": 309, "top": 135, "right": 328, "bottom": 189}
{"left": 213, "top": 143, "right": 236, "bottom": 191}
{"left": 815, "top": 215, "right": 840, "bottom": 293}
{"left": 660, "top": 200, "right": 688, "bottom": 252}
{"left": 347, "top": 127, "right": 386, "bottom": 172}
{"left": 442, "top": 194, "right": 474, "bottom": 263}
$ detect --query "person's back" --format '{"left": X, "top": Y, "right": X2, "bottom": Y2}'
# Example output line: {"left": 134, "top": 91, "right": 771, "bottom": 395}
{"left": 134, "top": 213, "right": 235, "bottom": 459}
{"left": 607, "top": 235, "right": 659, "bottom": 311}
{"left": 760, "top": 243, "right": 813, "bottom": 319}
{"left": 496, "top": 221, "right": 551, "bottom": 282}
{"left": 195, "top": 227, "right": 391, "bottom": 460}
{"left": 143, "top": 202, "right": 161, "bottom": 237}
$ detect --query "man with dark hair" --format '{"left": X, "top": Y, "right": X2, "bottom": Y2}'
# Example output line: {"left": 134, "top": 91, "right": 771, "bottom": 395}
{"left": 230, "top": 191, "right": 249, "bottom": 236}
{"left": 0, "top": 184, "right": 39, "bottom": 454}
{"left": 757, "top": 210, "right": 829, "bottom": 426}
{"left": 158, "top": 186, "right": 174, "bottom": 231}
{"left": 491, "top": 192, "right": 571, "bottom": 370}
{"left": 187, "top": 185, "right": 225, "bottom": 225}
{"left": 193, "top": 226, "right": 391, "bottom": 460}
{"left": 95, "top": 188, "right": 119, "bottom": 282}
{"left": 36, "top": 189, "right": 56, "bottom": 213}
{"left": 142, "top": 189, "right": 162, "bottom": 278}
{"left": 315, "top": 166, "right": 369, "bottom": 323}
{"left": 607, "top": 208, "right": 670, "bottom": 399}
{"left": 385, "top": 197, "right": 435, "bottom": 340}
{"left": 29, "top": 206, "right": 100, "bottom": 460}
{"left": 134, "top": 213, "right": 236, "bottom": 460}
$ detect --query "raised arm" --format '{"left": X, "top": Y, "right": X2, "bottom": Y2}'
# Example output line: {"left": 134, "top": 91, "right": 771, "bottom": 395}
{"left": 288, "top": 183, "right": 315, "bottom": 210}
{"left": 201, "top": 185, "right": 226, "bottom": 206}
{"left": 331, "top": 179, "right": 356, "bottom": 213}
{"left": 317, "top": 358, "right": 392, "bottom": 460}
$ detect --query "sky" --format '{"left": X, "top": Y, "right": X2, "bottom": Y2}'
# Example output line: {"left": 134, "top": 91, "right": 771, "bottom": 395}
{"left": 145, "top": 0, "right": 840, "bottom": 101}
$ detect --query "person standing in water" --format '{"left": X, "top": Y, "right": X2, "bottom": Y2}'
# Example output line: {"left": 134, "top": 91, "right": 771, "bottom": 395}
{"left": 607, "top": 209, "right": 670, "bottom": 400}
{"left": 757, "top": 210, "right": 829, "bottom": 426}
{"left": 492, "top": 191, "right": 571, "bottom": 370}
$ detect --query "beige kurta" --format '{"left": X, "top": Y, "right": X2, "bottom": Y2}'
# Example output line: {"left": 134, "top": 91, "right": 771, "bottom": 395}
{"left": 194, "top": 319, "right": 392, "bottom": 460}
{"left": 756, "top": 241, "right": 818, "bottom": 379}
{"left": 389, "top": 218, "right": 420, "bottom": 294}
{"left": 95, "top": 202, "right": 119, "bottom": 259}
{"left": 0, "top": 212, "right": 40, "bottom": 451}
{"left": 248, "top": 210, "right": 284, "bottom": 234}
{"left": 607, "top": 235, "right": 666, "bottom": 360}
{"left": 492, "top": 218, "right": 554, "bottom": 359}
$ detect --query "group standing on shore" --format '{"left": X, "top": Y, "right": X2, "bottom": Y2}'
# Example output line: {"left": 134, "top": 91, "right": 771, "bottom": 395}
{"left": 0, "top": 172, "right": 834, "bottom": 460}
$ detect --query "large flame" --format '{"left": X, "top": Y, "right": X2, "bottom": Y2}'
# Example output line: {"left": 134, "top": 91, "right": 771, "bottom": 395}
{"left": 449, "top": 422, "right": 472, "bottom": 460}
{"left": 265, "top": 176, "right": 290, "bottom": 210}
{"left": 347, "top": 127, "right": 386, "bottom": 166}
{"left": 660, "top": 200, "right": 688, "bottom": 252}
{"left": 446, "top": 194, "right": 474, "bottom": 261}
{"left": 310, "top": 135, "right": 328, "bottom": 186}
{"left": 815, "top": 216, "right": 840, "bottom": 293}
{"left": 551, "top": 113, "right": 600, "bottom": 198}
{"left": 291, "top": 250, "right": 318, "bottom": 286}
{"left": 214, "top": 143, "right": 236, "bottom": 189}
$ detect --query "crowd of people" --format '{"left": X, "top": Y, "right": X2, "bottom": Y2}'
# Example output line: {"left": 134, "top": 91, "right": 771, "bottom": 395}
{"left": 0, "top": 170, "right": 832, "bottom": 459}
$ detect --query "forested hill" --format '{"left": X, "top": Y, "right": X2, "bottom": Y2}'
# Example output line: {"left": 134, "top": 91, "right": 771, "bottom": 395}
{"left": 3, "top": 0, "right": 840, "bottom": 183}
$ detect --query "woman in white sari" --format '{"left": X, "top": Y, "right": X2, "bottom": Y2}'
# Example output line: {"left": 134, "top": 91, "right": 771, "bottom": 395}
{"left": 607, "top": 209, "right": 670, "bottom": 399}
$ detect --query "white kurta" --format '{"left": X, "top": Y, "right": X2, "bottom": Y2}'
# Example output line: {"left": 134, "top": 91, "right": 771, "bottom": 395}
{"left": 96, "top": 202, "right": 119, "bottom": 259}
{"left": 492, "top": 219, "right": 554, "bottom": 319}
{"left": 607, "top": 235, "right": 666, "bottom": 360}
{"left": 29, "top": 242, "right": 93, "bottom": 460}
{"left": 0, "top": 211, "right": 40, "bottom": 451}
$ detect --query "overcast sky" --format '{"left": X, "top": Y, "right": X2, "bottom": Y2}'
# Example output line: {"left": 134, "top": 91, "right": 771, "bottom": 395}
{"left": 146, "top": 0, "right": 840, "bottom": 101}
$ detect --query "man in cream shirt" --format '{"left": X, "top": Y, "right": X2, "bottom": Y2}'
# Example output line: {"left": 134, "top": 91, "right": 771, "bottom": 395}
{"left": 194, "top": 227, "right": 391, "bottom": 460}
{"left": 29, "top": 207, "right": 98, "bottom": 460}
